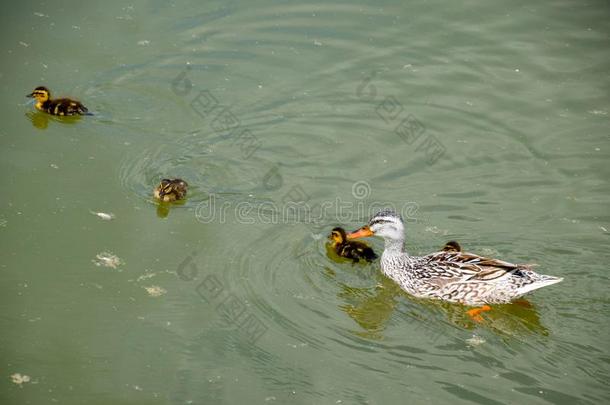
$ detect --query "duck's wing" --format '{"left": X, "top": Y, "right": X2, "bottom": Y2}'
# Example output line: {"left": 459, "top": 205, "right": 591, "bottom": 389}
{"left": 358, "top": 245, "right": 378, "bottom": 261}
{"left": 339, "top": 243, "right": 377, "bottom": 262}
{"left": 352, "top": 241, "right": 377, "bottom": 256}
{"left": 51, "top": 98, "right": 89, "bottom": 115}
{"left": 421, "top": 251, "right": 528, "bottom": 282}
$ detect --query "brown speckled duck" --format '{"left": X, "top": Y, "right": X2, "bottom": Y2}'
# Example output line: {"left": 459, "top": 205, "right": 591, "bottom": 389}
{"left": 27, "top": 86, "right": 89, "bottom": 116}
{"left": 154, "top": 179, "right": 188, "bottom": 202}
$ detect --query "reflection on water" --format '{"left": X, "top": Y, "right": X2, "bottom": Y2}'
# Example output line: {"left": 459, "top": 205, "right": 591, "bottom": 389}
{"left": 155, "top": 198, "right": 187, "bottom": 218}
{"left": 25, "top": 111, "right": 83, "bottom": 130}
{"left": 156, "top": 202, "right": 170, "bottom": 218}
{"left": 338, "top": 276, "right": 400, "bottom": 340}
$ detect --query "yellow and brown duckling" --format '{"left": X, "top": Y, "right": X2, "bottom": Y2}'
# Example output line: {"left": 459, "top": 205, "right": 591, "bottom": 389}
{"left": 328, "top": 227, "right": 377, "bottom": 263}
{"left": 442, "top": 240, "right": 462, "bottom": 252}
{"left": 26, "top": 86, "right": 89, "bottom": 116}
{"left": 154, "top": 178, "right": 188, "bottom": 202}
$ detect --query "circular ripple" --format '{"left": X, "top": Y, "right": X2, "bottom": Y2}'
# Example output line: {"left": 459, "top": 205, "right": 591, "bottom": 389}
{"left": 216, "top": 221, "right": 395, "bottom": 357}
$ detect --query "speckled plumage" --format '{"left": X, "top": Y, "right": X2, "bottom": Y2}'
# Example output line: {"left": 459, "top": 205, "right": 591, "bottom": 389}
{"left": 348, "top": 210, "right": 563, "bottom": 306}
{"left": 154, "top": 178, "right": 188, "bottom": 202}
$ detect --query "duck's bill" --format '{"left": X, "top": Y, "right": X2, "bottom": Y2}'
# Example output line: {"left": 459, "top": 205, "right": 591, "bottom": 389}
{"left": 346, "top": 226, "right": 373, "bottom": 239}
{"left": 26, "top": 93, "right": 34, "bottom": 98}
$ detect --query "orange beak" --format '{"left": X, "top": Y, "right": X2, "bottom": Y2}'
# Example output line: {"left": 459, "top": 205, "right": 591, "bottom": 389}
{"left": 346, "top": 226, "right": 374, "bottom": 239}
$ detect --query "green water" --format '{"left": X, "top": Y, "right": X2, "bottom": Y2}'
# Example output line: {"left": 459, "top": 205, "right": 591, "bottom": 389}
{"left": 1, "top": 1, "right": 609, "bottom": 404}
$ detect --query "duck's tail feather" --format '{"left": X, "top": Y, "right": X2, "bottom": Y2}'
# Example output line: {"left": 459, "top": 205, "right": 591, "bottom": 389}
{"left": 517, "top": 275, "right": 563, "bottom": 296}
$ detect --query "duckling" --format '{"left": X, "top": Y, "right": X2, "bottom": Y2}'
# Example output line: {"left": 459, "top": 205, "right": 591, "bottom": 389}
{"left": 442, "top": 240, "right": 462, "bottom": 252}
{"left": 328, "top": 227, "right": 377, "bottom": 263}
{"left": 154, "top": 179, "right": 188, "bottom": 202}
{"left": 26, "top": 86, "right": 89, "bottom": 116}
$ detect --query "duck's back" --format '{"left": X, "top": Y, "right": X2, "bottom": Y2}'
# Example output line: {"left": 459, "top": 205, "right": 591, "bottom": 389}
{"left": 41, "top": 98, "right": 88, "bottom": 116}
{"left": 382, "top": 250, "right": 563, "bottom": 305}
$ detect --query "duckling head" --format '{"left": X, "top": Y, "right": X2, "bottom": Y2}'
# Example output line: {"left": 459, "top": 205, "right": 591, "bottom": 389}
{"left": 27, "top": 86, "right": 51, "bottom": 103}
{"left": 329, "top": 227, "right": 347, "bottom": 245}
{"left": 443, "top": 240, "right": 461, "bottom": 252}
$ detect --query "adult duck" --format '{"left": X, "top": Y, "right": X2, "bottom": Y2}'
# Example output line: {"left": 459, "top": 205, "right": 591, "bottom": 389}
{"left": 347, "top": 210, "right": 563, "bottom": 320}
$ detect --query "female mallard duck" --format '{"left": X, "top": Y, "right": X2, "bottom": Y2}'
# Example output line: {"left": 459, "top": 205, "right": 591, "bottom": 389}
{"left": 26, "top": 86, "right": 89, "bottom": 116}
{"left": 328, "top": 227, "right": 377, "bottom": 263}
{"left": 154, "top": 179, "right": 188, "bottom": 202}
{"left": 347, "top": 210, "right": 563, "bottom": 320}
